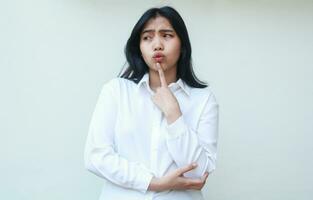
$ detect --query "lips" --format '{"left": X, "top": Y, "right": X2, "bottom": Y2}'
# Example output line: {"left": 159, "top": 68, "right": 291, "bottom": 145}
{"left": 153, "top": 52, "right": 164, "bottom": 58}
{"left": 154, "top": 57, "right": 164, "bottom": 62}
{"left": 153, "top": 53, "right": 165, "bottom": 62}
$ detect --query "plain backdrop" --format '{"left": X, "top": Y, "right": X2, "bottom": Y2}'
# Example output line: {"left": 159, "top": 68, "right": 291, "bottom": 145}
{"left": 1, "top": 0, "right": 312, "bottom": 199}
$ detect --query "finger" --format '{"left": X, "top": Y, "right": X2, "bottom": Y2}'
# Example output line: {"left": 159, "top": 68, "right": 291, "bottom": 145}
{"left": 189, "top": 184, "right": 205, "bottom": 190}
{"left": 189, "top": 186, "right": 202, "bottom": 190}
{"left": 201, "top": 172, "right": 209, "bottom": 182}
{"left": 184, "top": 179, "right": 205, "bottom": 190}
{"left": 188, "top": 182, "right": 204, "bottom": 190}
{"left": 156, "top": 62, "right": 167, "bottom": 87}
{"left": 177, "top": 163, "right": 197, "bottom": 175}
{"left": 187, "top": 178, "right": 205, "bottom": 186}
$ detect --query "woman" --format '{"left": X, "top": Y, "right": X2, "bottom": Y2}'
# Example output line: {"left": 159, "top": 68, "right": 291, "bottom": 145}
{"left": 84, "top": 6, "right": 219, "bottom": 200}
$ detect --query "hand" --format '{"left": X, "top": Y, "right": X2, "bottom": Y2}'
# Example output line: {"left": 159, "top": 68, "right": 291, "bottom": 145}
{"left": 148, "top": 163, "right": 209, "bottom": 192}
{"left": 151, "top": 63, "right": 182, "bottom": 124}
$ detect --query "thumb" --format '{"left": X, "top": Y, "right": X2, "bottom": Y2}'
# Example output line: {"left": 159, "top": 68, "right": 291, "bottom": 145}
{"left": 178, "top": 163, "right": 197, "bottom": 175}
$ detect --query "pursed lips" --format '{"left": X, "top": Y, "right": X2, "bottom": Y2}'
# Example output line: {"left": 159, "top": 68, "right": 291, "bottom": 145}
{"left": 153, "top": 53, "right": 165, "bottom": 62}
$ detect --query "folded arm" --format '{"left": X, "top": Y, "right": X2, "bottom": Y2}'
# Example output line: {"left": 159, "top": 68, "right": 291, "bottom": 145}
{"left": 84, "top": 79, "right": 154, "bottom": 193}
{"left": 165, "top": 91, "right": 219, "bottom": 178}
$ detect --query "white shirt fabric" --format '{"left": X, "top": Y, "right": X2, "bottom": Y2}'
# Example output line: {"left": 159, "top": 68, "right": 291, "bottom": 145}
{"left": 84, "top": 72, "right": 219, "bottom": 200}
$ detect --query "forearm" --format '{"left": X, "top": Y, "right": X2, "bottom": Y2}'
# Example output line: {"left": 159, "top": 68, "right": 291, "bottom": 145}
{"left": 164, "top": 102, "right": 182, "bottom": 125}
{"left": 147, "top": 163, "right": 208, "bottom": 192}
{"left": 165, "top": 110, "right": 217, "bottom": 177}
{"left": 85, "top": 143, "right": 154, "bottom": 193}
{"left": 148, "top": 177, "right": 165, "bottom": 192}
{"left": 166, "top": 127, "right": 214, "bottom": 177}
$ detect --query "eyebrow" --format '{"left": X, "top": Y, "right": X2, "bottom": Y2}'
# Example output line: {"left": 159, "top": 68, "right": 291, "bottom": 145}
{"left": 141, "top": 29, "right": 175, "bottom": 34}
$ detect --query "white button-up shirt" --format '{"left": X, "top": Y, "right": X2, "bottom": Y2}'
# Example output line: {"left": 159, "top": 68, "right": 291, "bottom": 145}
{"left": 84, "top": 72, "right": 219, "bottom": 200}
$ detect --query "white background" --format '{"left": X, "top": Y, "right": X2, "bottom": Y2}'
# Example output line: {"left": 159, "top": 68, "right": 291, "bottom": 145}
{"left": 1, "top": 0, "right": 312, "bottom": 199}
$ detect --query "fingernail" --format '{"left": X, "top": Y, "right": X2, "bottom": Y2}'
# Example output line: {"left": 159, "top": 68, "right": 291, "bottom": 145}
{"left": 192, "top": 163, "right": 197, "bottom": 167}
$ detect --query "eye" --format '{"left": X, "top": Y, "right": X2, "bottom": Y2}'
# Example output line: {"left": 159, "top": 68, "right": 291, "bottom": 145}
{"left": 142, "top": 35, "right": 152, "bottom": 40}
{"left": 164, "top": 34, "right": 173, "bottom": 38}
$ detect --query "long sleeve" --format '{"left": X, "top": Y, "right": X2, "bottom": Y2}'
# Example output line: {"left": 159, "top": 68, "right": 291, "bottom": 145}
{"left": 84, "top": 79, "right": 154, "bottom": 193}
{"left": 165, "top": 91, "right": 219, "bottom": 178}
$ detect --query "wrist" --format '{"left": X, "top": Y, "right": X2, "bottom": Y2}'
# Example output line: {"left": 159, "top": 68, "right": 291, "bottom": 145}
{"left": 165, "top": 107, "right": 182, "bottom": 125}
{"left": 148, "top": 177, "right": 164, "bottom": 192}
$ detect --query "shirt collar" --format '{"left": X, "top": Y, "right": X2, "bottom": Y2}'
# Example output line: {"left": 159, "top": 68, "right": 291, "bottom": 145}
{"left": 136, "top": 72, "right": 190, "bottom": 96}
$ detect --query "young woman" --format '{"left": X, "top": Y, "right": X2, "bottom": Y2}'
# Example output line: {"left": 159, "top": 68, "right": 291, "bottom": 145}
{"left": 84, "top": 6, "right": 219, "bottom": 200}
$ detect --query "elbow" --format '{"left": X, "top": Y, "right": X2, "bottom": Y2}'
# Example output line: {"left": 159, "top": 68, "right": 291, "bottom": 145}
{"left": 206, "top": 162, "right": 216, "bottom": 175}
{"left": 185, "top": 155, "right": 216, "bottom": 178}
{"left": 84, "top": 153, "right": 103, "bottom": 178}
{"left": 204, "top": 156, "right": 216, "bottom": 175}
{"left": 84, "top": 157, "right": 92, "bottom": 171}
{"left": 84, "top": 147, "right": 112, "bottom": 177}
{"left": 84, "top": 155, "right": 93, "bottom": 172}
{"left": 84, "top": 149, "right": 97, "bottom": 173}
{"left": 84, "top": 144, "right": 102, "bottom": 173}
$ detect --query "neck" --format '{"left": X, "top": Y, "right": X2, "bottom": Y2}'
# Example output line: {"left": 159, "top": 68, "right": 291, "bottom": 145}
{"left": 149, "top": 66, "right": 177, "bottom": 91}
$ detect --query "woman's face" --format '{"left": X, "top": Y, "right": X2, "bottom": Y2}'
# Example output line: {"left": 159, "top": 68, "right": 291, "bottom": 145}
{"left": 140, "top": 15, "right": 181, "bottom": 72}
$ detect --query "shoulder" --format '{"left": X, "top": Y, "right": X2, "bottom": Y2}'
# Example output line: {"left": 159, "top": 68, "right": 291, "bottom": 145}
{"left": 100, "top": 77, "right": 136, "bottom": 94}
{"left": 100, "top": 77, "right": 119, "bottom": 92}
{"left": 189, "top": 84, "right": 218, "bottom": 104}
{"left": 189, "top": 85, "right": 219, "bottom": 117}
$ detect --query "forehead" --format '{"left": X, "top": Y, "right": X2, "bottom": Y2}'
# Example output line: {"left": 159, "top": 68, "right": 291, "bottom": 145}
{"left": 142, "top": 16, "right": 173, "bottom": 31}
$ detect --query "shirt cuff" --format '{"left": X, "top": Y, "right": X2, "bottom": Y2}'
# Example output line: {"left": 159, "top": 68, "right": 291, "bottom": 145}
{"left": 165, "top": 115, "right": 188, "bottom": 140}
{"left": 135, "top": 172, "right": 154, "bottom": 193}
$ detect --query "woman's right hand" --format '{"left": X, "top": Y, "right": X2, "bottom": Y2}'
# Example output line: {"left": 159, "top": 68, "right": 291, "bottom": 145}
{"left": 148, "top": 163, "right": 209, "bottom": 192}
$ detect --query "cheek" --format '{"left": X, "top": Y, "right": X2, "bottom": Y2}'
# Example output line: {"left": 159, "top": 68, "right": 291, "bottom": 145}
{"left": 139, "top": 44, "right": 144, "bottom": 56}
{"left": 140, "top": 45, "right": 152, "bottom": 66}
{"left": 169, "top": 41, "right": 181, "bottom": 60}
{"left": 140, "top": 44, "right": 148, "bottom": 56}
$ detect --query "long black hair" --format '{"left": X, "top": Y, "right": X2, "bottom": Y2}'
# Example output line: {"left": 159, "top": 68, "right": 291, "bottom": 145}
{"left": 118, "top": 6, "right": 208, "bottom": 88}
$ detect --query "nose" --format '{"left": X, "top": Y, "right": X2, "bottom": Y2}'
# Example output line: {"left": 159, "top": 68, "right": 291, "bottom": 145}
{"left": 153, "top": 36, "right": 163, "bottom": 51}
